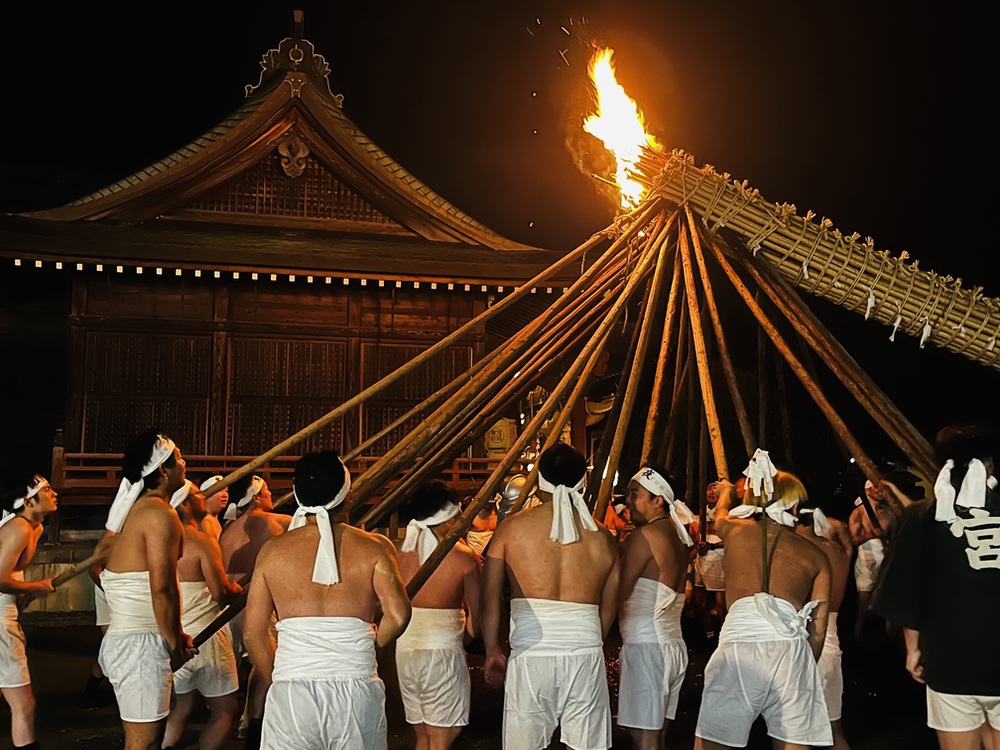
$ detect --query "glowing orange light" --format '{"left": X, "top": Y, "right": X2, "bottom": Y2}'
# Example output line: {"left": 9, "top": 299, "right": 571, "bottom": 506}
{"left": 583, "top": 47, "right": 660, "bottom": 209}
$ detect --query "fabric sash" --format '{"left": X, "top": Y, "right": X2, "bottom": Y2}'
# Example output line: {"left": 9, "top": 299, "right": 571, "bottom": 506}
{"left": 100, "top": 570, "right": 159, "bottom": 634}
{"left": 620, "top": 577, "right": 684, "bottom": 644}
{"left": 179, "top": 580, "right": 221, "bottom": 633}
{"left": 719, "top": 593, "right": 819, "bottom": 643}
{"left": 509, "top": 597, "right": 603, "bottom": 655}
{"left": 401, "top": 502, "right": 461, "bottom": 563}
{"left": 395, "top": 607, "right": 466, "bottom": 652}
{"left": 272, "top": 616, "right": 377, "bottom": 682}
{"left": 538, "top": 474, "right": 597, "bottom": 544}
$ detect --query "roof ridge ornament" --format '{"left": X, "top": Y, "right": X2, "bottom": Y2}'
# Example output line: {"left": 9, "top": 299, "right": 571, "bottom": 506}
{"left": 245, "top": 11, "right": 342, "bottom": 105}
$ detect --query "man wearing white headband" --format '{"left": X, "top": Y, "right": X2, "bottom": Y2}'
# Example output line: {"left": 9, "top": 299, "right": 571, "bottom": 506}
{"left": 163, "top": 484, "right": 243, "bottom": 750}
{"left": 874, "top": 424, "right": 1000, "bottom": 748}
{"left": 198, "top": 475, "right": 228, "bottom": 541}
{"left": 617, "top": 465, "right": 692, "bottom": 748}
{"left": 217, "top": 473, "right": 289, "bottom": 743}
{"left": 245, "top": 450, "right": 411, "bottom": 750}
{"left": 395, "top": 481, "right": 481, "bottom": 749}
{"left": 847, "top": 478, "right": 897, "bottom": 642}
{"left": 98, "top": 428, "right": 197, "bottom": 749}
{"left": 482, "top": 442, "right": 619, "bottom": 750}
{"left": 0, "top": 473, "right": 58, "bottom": 750}
{"left": 795, "top": 503, "right": 854, "bottom": 750}
{"left": 695, "top": 453, "right": 833, "bottom": 749}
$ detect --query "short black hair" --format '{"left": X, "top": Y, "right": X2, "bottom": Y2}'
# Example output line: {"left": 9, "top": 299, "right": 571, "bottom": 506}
{"left": 293, "top": 451, "right": 348, "bottom": 506}
{"left": 538, "top": 443, "right": 587, "bottom": 488}
{"left": 401, "top": 481, "right": 459, "bottom": 524}
{"left": 882, "top": 468, "right": 925, "bottom": 501}
{"left": 121, "top": 428, "right": 177, "bottom": 492}
{"left": 229, "top": 474, "right": 256, "bottom": 506}
{"left": 1, "top": 472, "right": 41, "bottom": 515}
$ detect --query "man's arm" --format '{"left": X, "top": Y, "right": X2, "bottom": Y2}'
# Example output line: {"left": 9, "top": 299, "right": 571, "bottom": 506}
{"left": 807, "top": 556, "right": 832, "bottom": 661}
{"left": 146, "top": 509, "right": 195, "bottom": 670}
{"left": 481, "top": 523, "right": 509, "bottom": 686}
{"left": 462, "top": 551, "right": 483, "bottom": 640}
{"left": 903, "top": 627, "right": 925, "bottom": 683}
{"left": 198, "top": 532, "right": 242, "bottom": 606}
{"left": 600, "top": 535, "right": 621, "bottom": 638}
{"left": 711, "top": 479, "right": 739, "bottom": 541}
{"left": 0, "top": 525, "right": 54, "bottom": 595}
{"left": 244, "top": 544, "right": 277, "bottom": 687}
{"left": 616, "top": 529, "right": 650, "bottom": 619}
{"left": 372, "top": 535, "right": 411, "bottom": 649}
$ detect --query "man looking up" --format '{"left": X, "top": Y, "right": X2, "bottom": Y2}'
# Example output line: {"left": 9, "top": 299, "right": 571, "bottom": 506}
{"left": 0, "top": 474, "right": 58, "bottom": 749}
{"left": 244, "top": 450, "right": 411, "bottom": 749}
{"left": 100, "top": 429, "right": 196, "bottom": 750}
{"left": 694, "top": 450, "right": 832, "bottom": 750}
{"left": 482, "top": 442, "right": 620, "bottom": 750}
{"left": 617, "top": 465, "right": 693, "bottom": 750}
{"left": 163, "top": 482, "right": 243, "bottom": 750}
{"left": 396, "top": 480, "right": 482, "bottom": 750}
{"left": 197, "top": 475, "right": 227, "bottom": 541}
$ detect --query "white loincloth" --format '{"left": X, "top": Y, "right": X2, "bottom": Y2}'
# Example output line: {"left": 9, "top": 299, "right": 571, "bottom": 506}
{"left": 97, "top": 570, "right": 172, "bottom": 722}
{"left": 261, "top": 616, "right": 386, "bottom": 750}
{"left": 694, "top": 536, "right": 726, "bottom": 591}
{"left": 818, "top": 611, "right": 843, "bottom": 721}
{"left": 94, "top": 581, "right": 111, "bottom": 628}
{"left": 504, "top": 598, "right": 611, "bottom": 750}
{"left": 696, "top": 593, "right": 832, "bottom": 747}
{"left": 854, "top": 538, "right": 884, "bottom": 593}
{"left": 173, "top": 581, "right": 238, "bottom": 698}
{"left": 465, "top": 529, "right": 493, "bottom": 556}
{"left": 617, "top": 578, "right": 688, "bottom": 729}
{"left": 0, "top": 573, "right": 30, "bottom": 688}
{"left": 395, "top": 607, "right": 469, "bottom": 727}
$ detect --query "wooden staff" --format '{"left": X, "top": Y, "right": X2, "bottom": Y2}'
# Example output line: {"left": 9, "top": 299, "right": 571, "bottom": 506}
{"left": 641, "top": 252, "right": 683, "bottom": 464}
{"left": 705, "top": 233, "right": 884, "bottom": 528}
{"left": 191, "top": 586, "right": 248, "bottom": 651}
{"left": 18, "top": 552, "right": 107, "bottom": 608}
{"left": 660, "top": 302, "right": 690, "bottom": 468}
{"left": 405, "top": 236, "right": 663, "bottom": 599}
{"left": 594, "top": 223, "right": 677, "bottom": 520}
{"left": 679, "top": 212, "right": 729, "bottom": 479}
{"left": 689, "top": 219, "right": 755, "bottom": 457}
{"left": 757, "top": 293, "right": 768, "bottom": 446}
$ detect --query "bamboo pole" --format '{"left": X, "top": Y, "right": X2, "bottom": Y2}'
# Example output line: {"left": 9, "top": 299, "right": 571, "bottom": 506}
{"left": 773, "top": 339, "right": 795, "bottom": 470}
{"left": 18, "top": 553, "right": 106, "bottom": 608}
{"left": 689, "top": 219, "right": 755, "bottom": 458}
{"left": 684, "top": 334, "right": 699, "bottom": 501}
{"left": 757, "top": 295, "right": 768, "bottom": 447}
{"left": 660, "top": 302, "right": 690, "bottom": 468}
{"left": 404, "top": 235, "right": 663, "bottom": 599}
{"left": 704, "top": 233, "right": 884, "bottom": 528}
{"left": 593, "top": 223, "right": 678, "bottom": 521}
{"left": 727, "top": 237, "right": 938, "bottom": 481}
{"left": 679, "top": 213, "right": 729, "bottom": 479}
{"left": 641, "top": 253, "right": 683, "bottom": 464}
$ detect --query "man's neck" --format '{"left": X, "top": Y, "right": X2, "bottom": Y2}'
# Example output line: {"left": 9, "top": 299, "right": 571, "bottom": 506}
{"left": 16, "top": 511, "right": 43, "bottom": 529}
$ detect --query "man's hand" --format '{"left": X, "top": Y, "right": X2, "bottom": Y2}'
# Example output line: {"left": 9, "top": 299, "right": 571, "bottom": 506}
{"left": 33, "top": 576, "right": 57, "bottom": 595}
{"left": 484, "top": 652, "right": 508, "bottom": 687}
{"left": 169, "top": 633, "right": 198, "bottom": 672}
{"left": 905, "top": 647, "right": 925, "bottom": 683}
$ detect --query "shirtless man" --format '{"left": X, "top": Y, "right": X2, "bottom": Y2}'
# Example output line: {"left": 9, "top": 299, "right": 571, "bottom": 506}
{"left": 694, "top": 450, "right": 832, "bottom": 750}
{"left": 244, "top": 450, "right": 411, "bottom": 749}
{"left": 848, "top": 480, "right": 897, "bottom": 640}
{"left": 217, "top": 473, "right": 288, "bottom": 741}
{"left": 396, "top": 481, "right": 482, "bottom": 750}
{"left": 100, "top": 429, "right": 197, "bottom": 750}
{"left": 482, "top": 442, "right": 620, "bottom": 750}
{"left": 163, "top": 482, "right": 242, "bottom": 750}
{"left": 795, "top": 504, "right": 854, "bottom": 750}
{"left": 0, "top": 474, "right": 58, "bottom": 749}
{"left": 617, "top": 466, "right": 693, "bottom": 750}
{"left": 197, "top": 475, "right": 227, "bottom": 541}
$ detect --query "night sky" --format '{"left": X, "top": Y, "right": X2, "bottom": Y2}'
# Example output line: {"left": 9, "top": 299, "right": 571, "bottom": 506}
{"left": 1, "top": 1, "right": 998, "bottom": 490}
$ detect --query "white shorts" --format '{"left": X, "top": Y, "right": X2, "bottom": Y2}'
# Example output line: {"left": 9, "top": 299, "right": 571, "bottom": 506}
{"left": 694, "top": 550, "right": 726, "bottom": 592}
{"left": 396, "top": 648, "right": 469, "bottom": 727}
{"left": 617, "top": 639, "right": 688, "bottom": 729}
{"left": 696, "top": 639, "right": 832, "bottom": 747}
{"left": 0, "top": 618, "right": 30, "bottom": 689}
{"left": 173, "top": 629, "right": 239, "bottom": 698}
{"left": 504, "top": 650, "right": 611, "bottom": 750}
{"left": 927, "top": 687, "right": 1000, "bottom": 732}
{"left": 99, "top": 630, "right": 172, "bottom": 722}
{"left": 261, "top": 678, "right": 387, "bottom": 749}
{"left": 94, "top": 584, "right": 111, "bottom": 628}
{"left": 854, "top": 539, "right": 884, "bottom": 593}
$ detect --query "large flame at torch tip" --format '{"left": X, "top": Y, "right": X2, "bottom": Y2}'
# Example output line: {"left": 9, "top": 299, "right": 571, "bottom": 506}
{"left": 583, "top": 47, "right": 660, "bottom": 210}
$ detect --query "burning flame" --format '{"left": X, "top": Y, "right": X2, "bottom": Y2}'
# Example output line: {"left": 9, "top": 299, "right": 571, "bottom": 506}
{"left": 583, "top": 47, "right": 660, "bottom": 209}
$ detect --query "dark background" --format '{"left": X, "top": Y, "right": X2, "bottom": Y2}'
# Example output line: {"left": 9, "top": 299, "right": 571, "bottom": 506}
{"left": 1, "top": 0, "right": 998, "bottom": 503}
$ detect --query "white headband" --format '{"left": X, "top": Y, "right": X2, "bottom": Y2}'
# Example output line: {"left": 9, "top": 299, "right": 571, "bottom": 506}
{"left": 222, "top": 476, "right": 266, "bottom": 522}
{"left": 538, "top": 472, "right": 597, "bottom": 544}
{"left": 800, "top": 507, "right": 831, "bottom": 537}
{"left": 289, "top": 462, "right": 352, "bottom": 585}
{"left": 13, "top": 476, "right": 48, "bottom": 511}
{"left": 106, "top": 436, "right": 176, "bottom": 533}
{"left": 935, "top": 458, "right": 988, "bottom": 524}
{"left": 401, "top": 502, "right": 461, "bottom": 564}
{"left": 631, "top": 467, "right": 694, "bottom": 546}
{"left": 200, "top": 475, "right": 223, "bottom": 492}
{"left": 170, "top": 479, "right": 197, "bottom": 509}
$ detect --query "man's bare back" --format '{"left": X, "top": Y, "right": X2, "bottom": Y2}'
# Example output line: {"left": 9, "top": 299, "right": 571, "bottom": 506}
{"left": 219, "top": 510, "right": 289, "bottom": 577}
{"left": 399, "top": 539, "right": 479, "bottom": 612}
{"left": 796, "top": 518, "right": 852, "bottom": 613}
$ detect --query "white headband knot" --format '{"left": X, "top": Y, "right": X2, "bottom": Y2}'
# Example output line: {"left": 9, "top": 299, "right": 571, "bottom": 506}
{"left": 289, "top": 462, "right": 352, "bottom": 585}
{"left": 631, "top": 467, "right": 694, "bottom": 546}
{"left": 538, "top": 473, "right": 597, "bottom": 544}
{"left": 170, "top": 479, "right": 197, "bottom": 509}
{"left": 402, "top": 502, "right": 461, "bottom": 563}
{"left": 730, "top": 450, "right": 797, "bottom": 527}
{"left": 934, "top": 458, "right": 988, "bottom": 524}
{"left": 223, "top": 476, "right": 266, "bottom": 522}
{"left": 106, "top": 436, "right": 176, "bottom": 533}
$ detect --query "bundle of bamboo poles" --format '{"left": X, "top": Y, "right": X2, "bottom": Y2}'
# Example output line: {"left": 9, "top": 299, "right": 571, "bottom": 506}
{"left": 634, "top": 149, "right": 1000, "bottom": 370}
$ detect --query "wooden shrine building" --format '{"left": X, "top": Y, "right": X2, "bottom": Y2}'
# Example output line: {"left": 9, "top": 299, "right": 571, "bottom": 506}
{"left": 0, "top": 20, "right": 569, "bottom": 540}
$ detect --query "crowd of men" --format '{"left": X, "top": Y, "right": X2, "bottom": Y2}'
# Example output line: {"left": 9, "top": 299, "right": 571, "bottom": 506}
{"left": 0, "top": 422, "right": 997, "bottom": 750}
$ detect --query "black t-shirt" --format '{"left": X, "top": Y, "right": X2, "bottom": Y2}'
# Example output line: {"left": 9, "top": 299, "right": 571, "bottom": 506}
{"left": 873, "top": 490, "right": 1000, "bottom": 695}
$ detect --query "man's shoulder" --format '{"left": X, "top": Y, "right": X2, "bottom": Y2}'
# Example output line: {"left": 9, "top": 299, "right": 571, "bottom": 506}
{"left": 0, "top": 517, "right": 32, "bottom": 547}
